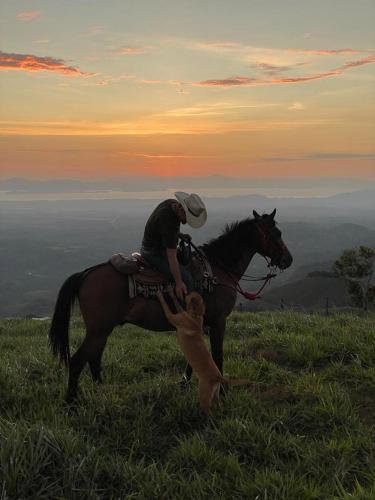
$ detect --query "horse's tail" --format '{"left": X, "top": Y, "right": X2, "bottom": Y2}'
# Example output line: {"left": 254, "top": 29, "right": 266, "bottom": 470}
{"left": 49, "top": 271, "right": 83, "bottom": 366}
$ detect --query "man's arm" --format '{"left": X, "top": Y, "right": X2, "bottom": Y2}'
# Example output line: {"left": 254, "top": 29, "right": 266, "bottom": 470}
{"left": 156, "top": 290, "right": 178, "bottom": 325}
{"left": 166, "top": 284, "right": 184, "bottom": 313}
{"left": 166, "top": 248, "right": 187, "bottom": 300}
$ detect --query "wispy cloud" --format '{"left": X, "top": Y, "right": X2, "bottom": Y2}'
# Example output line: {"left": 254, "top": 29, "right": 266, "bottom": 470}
{"left": 197, "top": 76, "right": 257, "bottom": 87}
{"left": 340, "top": 53, "right": 375, "bottom": 70}
{"left": 161, "top": 101, "right": 279, "bottom": 117}
{"left": 265, "top": 152, "right": 375, "bottom": 161}
{"left": 189, "top": 40, "right": 362, "bottom": 59}
{"left": 17, "top": 11, "right": 40, "bottom": 21}
{"left": 187, "top": 40, "right": 370, "bottom": 77}
{"left": 114, "top": 45, "right": 154, "bottom": 56}
{"left": 0, "top": 51, "right": 96, "bottom": 77}
{"left": 137, "top": 78, "right": 162, "bottom": 84}
{"left": 287, "top": 48, "right": 361, "bottom": 56}
{"left": 81, "top": 25, "right": 104, "bottom": 37}
{"left": 92, "top": 75, "right": 164, "bottom": 87}
{"left": 193, "top": 41, "right": 244, "bottom": 52}
{"left": 308, "top": 152, "right": 375, "bottom": 160}
{"left": 252, "top": 62, "right": 308, "bottom": 75}
{"left": 288, "top": 102, "right": 306, "bottom": 111}
{"left": 113, "top": 151, "right": 209, "bottom": 159}
{"left": 196, "top": 53, "right": 375, "bottom": 88}
{"left": 0, "top": 118, "right": 334, "bottom": 136}
{"left": 93, "top": 74, "right": 136, "bottom": 86}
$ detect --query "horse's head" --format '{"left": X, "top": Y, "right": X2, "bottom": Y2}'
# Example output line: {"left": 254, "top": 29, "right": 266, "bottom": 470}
{"left": 253, "top": 209, "right": 293, "bottom": 270}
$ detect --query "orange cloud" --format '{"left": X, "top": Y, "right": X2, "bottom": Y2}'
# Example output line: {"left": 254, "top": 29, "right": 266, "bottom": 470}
{"left": 340, "top": 53, "right": 375, "bottom": 70}
{"left": 115, "top": 47, "right": 144, "bottom": 55}
{"left": 81, "top": 25, "right": 104, "bottom": 37}
{"left": 192, "top": 41, "right": 361, "bottom": 57}
{"left": 93, "top": 74, "right": 136, "bottom": 86}
{"left": 114, "top": 151, "right": 209, "bottom": 159}
{"left": 0, "top": 118, "right": 334, "bottom": 136}
{"left": 137, "top": 78, "right": 162, "bottom": 84}
{"left": 17, "top": 11, "right": 40, "bottom": 21}
{"left": 0, "top": 51, "right": 96, "bottom": 77}
{"left": 114, "top": 46, "right": 154, "bottom": 56}
{"left": 288, "top": 48, "right": 361, "bottom": 55}
{"left": 195, "top": 41, "right": 243, "bottom": 51}
{"left": 196, "top": 53, "right": 375, "bottom": 87}
{"left": 253, "top": 62, "right": 308, "bottom": 74}
{"left": 265, "top": 152, "right": 375, "bottom": 161}
{"left": 198, "top": 76, "right": 257, "bottom": 87}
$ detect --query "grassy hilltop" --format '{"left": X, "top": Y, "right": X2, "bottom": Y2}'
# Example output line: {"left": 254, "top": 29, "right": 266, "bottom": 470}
{"left": 1, "top": 312, "right": 375, "bottom": 499}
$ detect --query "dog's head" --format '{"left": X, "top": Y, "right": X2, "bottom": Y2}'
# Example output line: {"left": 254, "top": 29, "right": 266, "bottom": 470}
{"left": 186, "top": 291, "right": 205, "bottom": 317}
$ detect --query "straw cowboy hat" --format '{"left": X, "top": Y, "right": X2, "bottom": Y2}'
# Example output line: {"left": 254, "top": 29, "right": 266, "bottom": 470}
{"left": 174, "top": 192, "right": 207, "bottom": 228}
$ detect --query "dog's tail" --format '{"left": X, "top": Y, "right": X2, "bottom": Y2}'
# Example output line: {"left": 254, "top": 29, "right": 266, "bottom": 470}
{"left": 220, "top": 377, "right": 252, "bottom": 386}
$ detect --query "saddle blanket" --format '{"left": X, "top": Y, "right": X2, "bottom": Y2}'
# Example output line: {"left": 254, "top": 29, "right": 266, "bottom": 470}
{"left": 108, "top": 251, "right": 216, "bottom": 299}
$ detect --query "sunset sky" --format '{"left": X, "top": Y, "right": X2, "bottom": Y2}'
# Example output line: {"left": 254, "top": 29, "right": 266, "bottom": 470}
{"left": 1, "top": 0, "right": 375, "bottom": 184}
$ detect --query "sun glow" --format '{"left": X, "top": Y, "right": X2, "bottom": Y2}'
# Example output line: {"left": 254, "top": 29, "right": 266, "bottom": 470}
{"left": 1, "top": 1, "right": 374, "bottom": 181}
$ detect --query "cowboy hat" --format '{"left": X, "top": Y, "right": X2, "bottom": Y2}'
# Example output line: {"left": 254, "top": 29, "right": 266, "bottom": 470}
{"left": 174, "top": 192, "right": 207, "bottom": 228}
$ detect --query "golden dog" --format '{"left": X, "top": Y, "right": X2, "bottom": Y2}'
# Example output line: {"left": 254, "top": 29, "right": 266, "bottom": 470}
{"left": 157, "top": 286, "right": 251, "bottom": 413}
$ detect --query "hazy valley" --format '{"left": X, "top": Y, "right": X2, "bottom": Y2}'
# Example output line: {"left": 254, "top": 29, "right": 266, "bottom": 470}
{"left": 0, "top": 188, "right": 374, "bottom": 317}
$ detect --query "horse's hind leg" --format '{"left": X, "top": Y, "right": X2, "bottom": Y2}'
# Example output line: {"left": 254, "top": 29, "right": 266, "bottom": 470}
{"left": 66, "top": 328, "right": 111, "bottom": 404}
{"left": 88, "top": 333, "right": 111, "bottom": 384}
{"left": 66, "top": 341, "right": 89, "bottom": 405}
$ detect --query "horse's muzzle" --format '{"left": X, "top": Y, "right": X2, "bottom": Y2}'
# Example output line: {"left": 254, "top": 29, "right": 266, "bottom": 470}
{"left": 278, "top": 251, "right": 293, "bottom": 270}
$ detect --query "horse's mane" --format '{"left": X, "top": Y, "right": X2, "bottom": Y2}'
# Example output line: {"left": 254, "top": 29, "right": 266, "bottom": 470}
{"left": 201, "top": 217, "right": 257, "bottom": 264}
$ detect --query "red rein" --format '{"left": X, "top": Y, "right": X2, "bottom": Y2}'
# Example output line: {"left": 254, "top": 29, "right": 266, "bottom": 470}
{"left": 236, "top": 272, "right": 276, "bottom": 301}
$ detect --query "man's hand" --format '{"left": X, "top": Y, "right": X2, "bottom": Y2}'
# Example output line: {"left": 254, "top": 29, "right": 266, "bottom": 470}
{"left": 179, "top": 233, "right": 192, "bottom": 243}
{"left": 166, "top": 284, "right": 174, "bottom": 296}
{"left": 175, "top": 281, "right": 187, "bottom": 301}
{"left": 156, "top": 290, "right": 164, "bottom": 300}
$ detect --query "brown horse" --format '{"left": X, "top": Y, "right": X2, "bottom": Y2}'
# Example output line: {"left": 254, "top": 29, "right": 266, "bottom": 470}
{"left": 49, "top": 209, "right": 292, "bottom": 404}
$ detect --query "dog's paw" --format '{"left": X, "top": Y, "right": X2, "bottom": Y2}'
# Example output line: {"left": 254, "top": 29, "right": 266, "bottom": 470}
{"left": 177, "top": 375, "right": 190, "bottom": 391}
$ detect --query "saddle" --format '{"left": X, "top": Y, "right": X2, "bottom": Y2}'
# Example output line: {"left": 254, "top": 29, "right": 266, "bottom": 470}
{"left": 108, "top": 249, "right": 216, "bottom": 299}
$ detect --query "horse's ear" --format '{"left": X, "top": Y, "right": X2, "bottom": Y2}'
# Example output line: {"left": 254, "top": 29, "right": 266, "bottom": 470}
{"left": 253, "top": 210, "right": 261, "bottom": 219}
{"left": 270, "top": 208, "right": 276, "bottom": 220}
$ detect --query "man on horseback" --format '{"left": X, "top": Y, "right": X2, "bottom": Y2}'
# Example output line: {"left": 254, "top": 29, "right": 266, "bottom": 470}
{"left": 141, "top": 192, "right": 207, "bottom": 301}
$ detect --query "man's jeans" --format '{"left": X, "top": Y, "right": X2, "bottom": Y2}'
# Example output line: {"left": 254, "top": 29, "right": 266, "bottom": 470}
{"left": 141, "top": 248, "right": 194, "bottom": 293}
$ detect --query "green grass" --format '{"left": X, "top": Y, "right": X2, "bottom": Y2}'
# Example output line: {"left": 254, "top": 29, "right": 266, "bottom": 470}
{"left": 1, "top": 312, "right": 375, "bottom": 499}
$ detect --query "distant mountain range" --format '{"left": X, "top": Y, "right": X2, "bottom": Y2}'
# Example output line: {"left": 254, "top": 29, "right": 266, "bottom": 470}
{"left": 251, "top": 276, "right": 351, "bottom": 312}
{"left": 1, "top": 176, "right": 374, "bottom": 196}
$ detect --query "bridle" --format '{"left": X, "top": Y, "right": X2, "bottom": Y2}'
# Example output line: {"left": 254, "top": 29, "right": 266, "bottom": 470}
{"left": 185, "top": 220, "right": 285, "bottom": 301}
{"left": 255, "top": 220, "right": 287, "bottom": 267}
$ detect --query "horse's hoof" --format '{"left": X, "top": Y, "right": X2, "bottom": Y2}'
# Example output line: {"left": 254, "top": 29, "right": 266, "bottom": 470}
{"left": 65, "top": 392, "right": 78, "bottom": 415}
{"left": 67, "top": 403, "right": 78, "bottom": 417}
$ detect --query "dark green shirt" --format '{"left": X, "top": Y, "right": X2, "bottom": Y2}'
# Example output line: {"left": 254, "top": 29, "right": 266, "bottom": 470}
{"left": 142, "top": 199, "right": 180, "bottom": 251}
